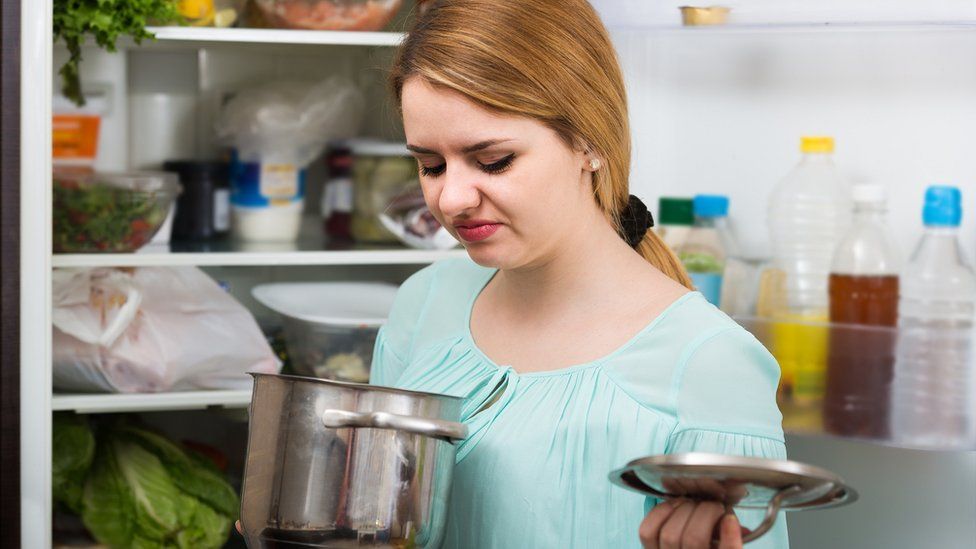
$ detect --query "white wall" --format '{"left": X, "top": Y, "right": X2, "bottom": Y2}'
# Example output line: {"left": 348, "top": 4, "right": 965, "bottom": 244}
{"left": 616, "top": 29, "right": 976, "bottom": 260}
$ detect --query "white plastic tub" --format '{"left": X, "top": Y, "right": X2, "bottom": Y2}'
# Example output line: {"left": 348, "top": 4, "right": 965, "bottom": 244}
{"left": 252, "top": 282, "right": 398, "bottom": 382}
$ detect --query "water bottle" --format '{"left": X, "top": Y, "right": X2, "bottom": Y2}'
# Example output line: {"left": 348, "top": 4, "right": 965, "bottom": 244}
{"left": 826, "top": 184, "right": 900, "bottom": 438}
{"left": 762, "top": 136, "right": 851, "bottom": 407}
{"left": 678, "top": 194, "right": 736, "bottom": 307}
{"left": 891, "top": 186, "right": 976, "bottom": 449}
{"left": 656, "top": 197, "right": 694, "bottom": 250}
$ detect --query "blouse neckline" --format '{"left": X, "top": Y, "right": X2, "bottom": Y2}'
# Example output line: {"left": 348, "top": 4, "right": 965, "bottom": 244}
{"left": 462, "top": 265, "right": 698, "bottom": 379}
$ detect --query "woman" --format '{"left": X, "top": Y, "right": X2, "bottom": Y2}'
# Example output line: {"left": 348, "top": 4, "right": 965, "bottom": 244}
{"left": 371, "top": 1, "right": 788, "bottom": 547}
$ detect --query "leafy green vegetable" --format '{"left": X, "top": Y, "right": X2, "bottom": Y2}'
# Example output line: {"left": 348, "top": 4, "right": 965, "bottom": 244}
{"left": 679, "top": 251, "right": 725, "bottom": 274}
{"left": 52, "top": 414, "right": 96, "bottom": 514}
{"left": 82, "top": 438, "right": 138, "bottom": 547}
{"left": 117, "top": 426, "right": 240, "bottom": 517}
{"left": 53, "top": 175, "right": 170, "bottom": 253}
{"left": 56, "top": 420, "right": 237, "bottom": 549}
{"left": 53, "top": 0, "right": 181, "bottom": 106}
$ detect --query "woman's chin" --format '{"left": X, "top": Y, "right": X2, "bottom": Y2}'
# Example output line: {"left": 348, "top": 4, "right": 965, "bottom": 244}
{"left": 462, "top": 241, "right": 517, "bottom": 270}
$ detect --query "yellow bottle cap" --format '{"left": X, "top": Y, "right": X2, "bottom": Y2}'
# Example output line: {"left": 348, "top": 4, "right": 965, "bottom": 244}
{"left": 800, "top": 136, "right": 834, "bottom": 154}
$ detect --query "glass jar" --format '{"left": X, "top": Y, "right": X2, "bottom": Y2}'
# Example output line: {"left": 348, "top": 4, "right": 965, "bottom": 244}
{"left": 348, "top": 140, "right": 418, "bottom": 244}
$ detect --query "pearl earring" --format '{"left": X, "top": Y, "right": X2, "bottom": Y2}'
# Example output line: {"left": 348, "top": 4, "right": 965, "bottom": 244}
{"left": 589, "top": 158, "right": 601, "bottom": 170}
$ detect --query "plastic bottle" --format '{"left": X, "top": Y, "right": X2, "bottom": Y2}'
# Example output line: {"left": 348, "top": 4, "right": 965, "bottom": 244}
{"left": 762, "top": 136, "right": 850, "bottom": 409}
{"left": 678, "top": 195, "right": 736, "bottom": 307}
{"left": 825, "top": 184, "right": 899, "bottom": 438}
{"left": 891, "top": 186, "right": 976, "bottom": 449}
{"left": 656, "top": 197, "right": 694, "bottom": 250}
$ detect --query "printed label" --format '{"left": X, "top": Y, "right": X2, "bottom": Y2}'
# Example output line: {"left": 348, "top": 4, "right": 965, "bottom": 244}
{"left": 259, "top": 163, "right": 299, "bottom": 199}
{"left": 213, "top": 188, "right": 230, "bottom": 231}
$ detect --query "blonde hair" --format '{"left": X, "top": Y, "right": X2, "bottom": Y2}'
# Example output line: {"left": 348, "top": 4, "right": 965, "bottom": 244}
{"left": 390, "top": 0, "right": 692, "bottom": 288}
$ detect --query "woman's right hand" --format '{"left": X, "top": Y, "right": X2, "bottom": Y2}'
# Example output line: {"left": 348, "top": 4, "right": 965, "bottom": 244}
{"left": 638, "top": 499, "right": 745, "bottom": 549}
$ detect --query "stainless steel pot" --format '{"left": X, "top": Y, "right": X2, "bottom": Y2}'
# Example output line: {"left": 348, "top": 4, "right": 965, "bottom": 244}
{"left": 240, "top": 373, "right": 468, "bottom": 548}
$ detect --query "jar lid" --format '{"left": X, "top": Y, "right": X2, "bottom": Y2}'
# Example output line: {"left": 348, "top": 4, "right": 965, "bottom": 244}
{"left": 345, "top": 139, "right": 410, "bottom": 157}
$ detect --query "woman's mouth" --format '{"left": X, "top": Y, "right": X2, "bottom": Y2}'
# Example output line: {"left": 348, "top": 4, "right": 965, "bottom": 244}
{"left": 453, "top": 221, "right": 501, "bottom": 242}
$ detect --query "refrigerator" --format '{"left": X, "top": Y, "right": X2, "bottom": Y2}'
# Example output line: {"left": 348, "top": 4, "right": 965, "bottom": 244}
{"left": 9, "top": 0, "right": 976, "bottom": 547}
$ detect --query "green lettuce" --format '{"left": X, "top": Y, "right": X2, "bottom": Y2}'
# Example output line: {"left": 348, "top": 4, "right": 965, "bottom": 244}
{"left": 52, "top": 413, "right": 96, "bottom": 514}
{"left": 53, "top": 418, "right": 237, "bottom": 549}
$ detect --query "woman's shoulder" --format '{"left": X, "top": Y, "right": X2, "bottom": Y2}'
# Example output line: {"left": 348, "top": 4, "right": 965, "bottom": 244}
{"left": 396, "top": 255, "right": 493, "bottom": 304}
{"left": 602, "top": 292, "right": 781, "bottom": 419}
{"left": 381, "top": 256, "right": 491, "bottom": 346}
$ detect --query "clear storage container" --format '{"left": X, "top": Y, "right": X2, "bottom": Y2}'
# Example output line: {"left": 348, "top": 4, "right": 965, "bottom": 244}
{"left": 249, "top": 0, "right": 403, "bottom": 31}
{"left": 349, "top": 139, "right": 419, "bottom": 244}
{"left": 252, "top": 282, "right": 398, "bottom": 382}
{"left": 52, "top": 171, "right": 180, "bottom": 253}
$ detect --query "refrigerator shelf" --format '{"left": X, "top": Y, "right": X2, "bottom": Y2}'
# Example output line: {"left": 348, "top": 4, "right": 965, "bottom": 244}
{"left": 143, "top": 26, "right": 405, "bottom": 47}
{"left": 52, "top": 389, "right": 252, "bottom": 414}
{"left": 52, "top": 245, "right": 466, "bottom": 268}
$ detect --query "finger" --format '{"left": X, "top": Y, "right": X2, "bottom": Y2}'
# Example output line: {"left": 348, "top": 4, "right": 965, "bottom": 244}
{"left": 639, "top": 499, "right": 683, "bottom": 549}
{"left": 235, "top": 520, "right": 243, "bottom": 535}
{"left": 659, "top": 500, "right": 697, "bottom": 549}
{"left": 681, "top": 501, "right": 726, "bottom": 549}
{"left": 717, "top": 513, "right": 744, "bottom": 549}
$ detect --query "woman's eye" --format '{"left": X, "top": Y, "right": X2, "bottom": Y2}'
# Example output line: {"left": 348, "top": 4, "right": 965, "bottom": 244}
{"left": 419, "top": 163, "right": 446, "bottom": 177}
{"left": 479, "top": 153, "right": 515, "bottom": 175}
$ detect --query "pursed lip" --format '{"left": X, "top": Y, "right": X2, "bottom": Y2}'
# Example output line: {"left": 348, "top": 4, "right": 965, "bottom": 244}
{"left": 452, "top": 219, "right": 502, "bottom": 242}
{"left": 452, "top": 219, "right": 499, "bottom": 229}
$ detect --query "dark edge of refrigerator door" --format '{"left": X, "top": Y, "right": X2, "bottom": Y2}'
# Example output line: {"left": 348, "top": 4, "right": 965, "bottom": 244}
{"left": 1, "top": 0, "right": 21, "bottom": 546}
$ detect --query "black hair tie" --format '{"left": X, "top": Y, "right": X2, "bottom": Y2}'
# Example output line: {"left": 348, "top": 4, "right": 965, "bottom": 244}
{"left": 618, "top": 194, "right": 654, "bottom": 248}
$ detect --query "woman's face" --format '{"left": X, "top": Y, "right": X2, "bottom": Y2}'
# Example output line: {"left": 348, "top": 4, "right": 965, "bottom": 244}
{"left": 401, "top": 77, "right": 600, "bottom": 270}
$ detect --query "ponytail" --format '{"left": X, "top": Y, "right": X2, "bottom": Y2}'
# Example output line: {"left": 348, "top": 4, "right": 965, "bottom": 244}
{"left": 635, "top": 230, "right": 694, "bottom": 289}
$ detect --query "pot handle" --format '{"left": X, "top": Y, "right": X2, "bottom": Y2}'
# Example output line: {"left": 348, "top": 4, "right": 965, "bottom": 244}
{"left": 322, "top": 409, "right": 468, "bottom": 442}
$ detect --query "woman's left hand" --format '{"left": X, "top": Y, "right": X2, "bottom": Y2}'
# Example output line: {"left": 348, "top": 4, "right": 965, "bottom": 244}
{"left": 638, "top": 498, "right": 744, "bottom": 549}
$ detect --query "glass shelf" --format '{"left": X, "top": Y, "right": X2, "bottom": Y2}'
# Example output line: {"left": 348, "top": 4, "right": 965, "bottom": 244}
{"left": 52, "top": 239, "right": 466, "bottom": 268}
{"left": 736, "top": 316, "right": 976, "bottom": 452}
{"left": 143, "top": 26, "right": 405, "bottom": 47}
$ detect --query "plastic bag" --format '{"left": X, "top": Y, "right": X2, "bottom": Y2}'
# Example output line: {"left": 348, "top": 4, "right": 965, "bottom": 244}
{"left": 52, "top": 267, "right": 281, "bottom": 393}
{"left": 378, "top": 186, "right": 459, "bottom": 250}
{"left": 215, "top": 76, "right": 365, "bottom": 166}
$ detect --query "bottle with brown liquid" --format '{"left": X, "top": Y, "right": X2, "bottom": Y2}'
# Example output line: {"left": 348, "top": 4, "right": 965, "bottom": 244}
{"left": 826, "top": 184, "right": 900, "bottom": 438}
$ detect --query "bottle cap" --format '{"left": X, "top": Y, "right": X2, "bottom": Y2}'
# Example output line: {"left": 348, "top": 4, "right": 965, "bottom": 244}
{"left": 693, "top": 194, "right": 729, "bottom": 217}
{"left": 923, "top": 185, "right": 962, "bottom": 227}
{"left": 852, "top": 183, "right": 886, "bottom": 204}
{"left": 800, "top": 136, "right": 834, "bottom": 154}
{"left": 658, "top": 197, "right": 694, "bottom": 226}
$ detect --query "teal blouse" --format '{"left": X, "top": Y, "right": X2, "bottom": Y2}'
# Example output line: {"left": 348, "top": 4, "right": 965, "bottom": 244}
{"left": 370, "top": 258, "right": 788, "bottom": 548}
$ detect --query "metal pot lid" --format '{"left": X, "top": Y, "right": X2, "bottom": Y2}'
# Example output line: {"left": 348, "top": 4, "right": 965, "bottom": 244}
{"left": 609, "top": 453, "right": 857, "bottom": 512}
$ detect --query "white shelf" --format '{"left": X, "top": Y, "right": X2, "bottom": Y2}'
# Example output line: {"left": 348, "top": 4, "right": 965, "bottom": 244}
{"left": 52, "top": 245, "right": 467, "bottom": 268}
{"left": 144, "top": 26, "right": 405, "bottom": 47}
{"left": 609, "top": 20, "right": 976, "bottom": 35}
{"left": 52, "top": 389, "right": 252, "bottom": 414}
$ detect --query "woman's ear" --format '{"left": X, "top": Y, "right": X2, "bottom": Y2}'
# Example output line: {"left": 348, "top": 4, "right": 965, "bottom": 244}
{"left": 575, "top": 139, "right": 602, "bottom": 173}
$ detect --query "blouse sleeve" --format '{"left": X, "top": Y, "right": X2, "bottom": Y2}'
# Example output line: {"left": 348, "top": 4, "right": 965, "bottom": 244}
{"left": 369, "top": 263, "right": 439, "bottom": 387}
{"left": 663, "top": 326, "right": 790, "bottom": 549}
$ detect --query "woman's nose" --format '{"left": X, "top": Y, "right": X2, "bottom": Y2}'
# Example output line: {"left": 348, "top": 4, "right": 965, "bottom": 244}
{"left": 437, "top": 166, "right": 481, "bottom": 218}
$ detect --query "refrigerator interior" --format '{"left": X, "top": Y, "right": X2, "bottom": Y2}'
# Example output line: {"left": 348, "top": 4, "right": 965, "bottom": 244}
{"left": 43, "top": 9, "right": 976, "bottom": 548}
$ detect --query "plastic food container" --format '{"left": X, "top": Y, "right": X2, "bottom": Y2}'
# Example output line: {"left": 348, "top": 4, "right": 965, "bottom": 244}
{"left": 229, "top": 156, "right": 306, "bottom": 242}
{"left": 53, "top": 171, "right": 181, "bottom": 253}
{"left": 252, "top": 282, "right": 398, "bottom": 382}
{"left": 349, "top": 139, "right": 419, "bottom": 244}
{"left": 249, "top": 0, "right": 403, "bottom": 31}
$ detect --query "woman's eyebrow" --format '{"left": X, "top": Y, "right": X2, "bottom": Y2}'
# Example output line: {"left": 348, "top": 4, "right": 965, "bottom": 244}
{"left": 406, "top": 139, "right": 514, "bottom": 155}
